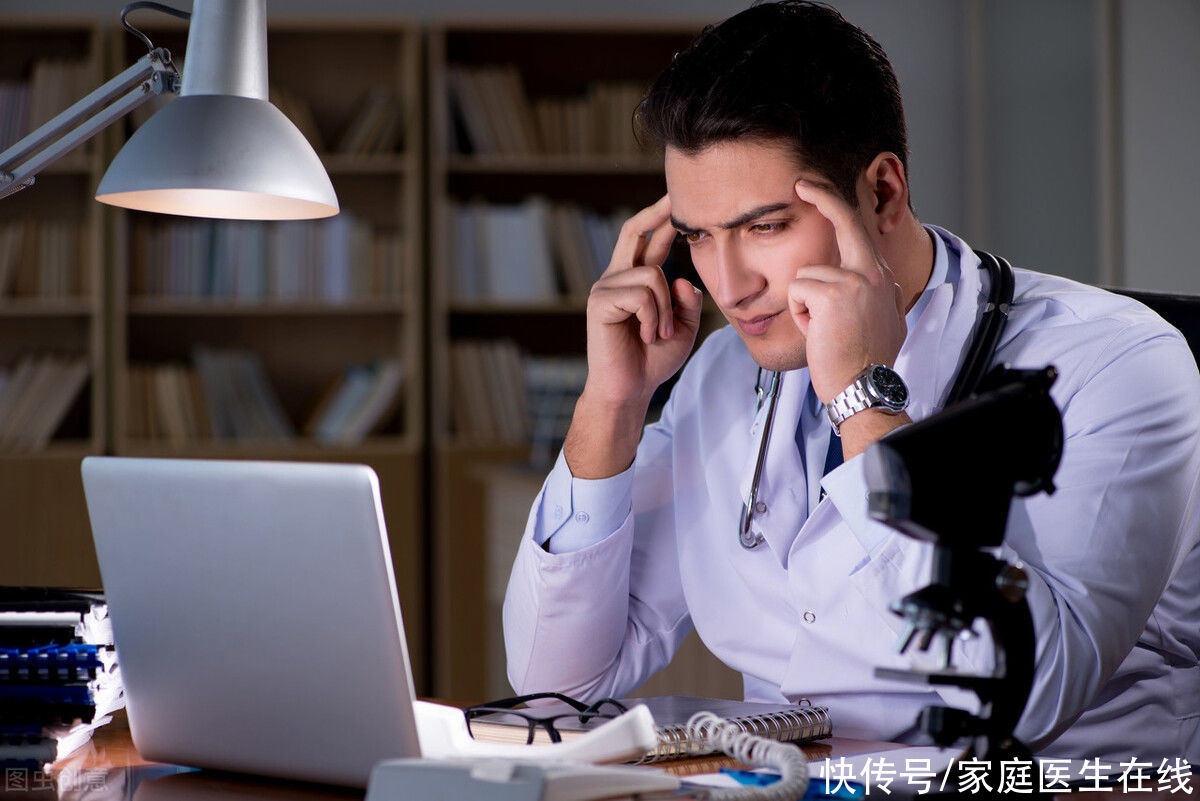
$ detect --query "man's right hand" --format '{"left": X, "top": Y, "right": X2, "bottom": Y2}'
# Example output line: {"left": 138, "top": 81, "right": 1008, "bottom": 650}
{"left": 565, "top": 195, "right": 705, "bottom": 479}
{"left": 585, "top": 195, "right": 704, "bottom": 406}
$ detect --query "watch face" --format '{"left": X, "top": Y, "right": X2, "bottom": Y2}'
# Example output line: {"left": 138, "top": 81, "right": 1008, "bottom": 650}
{"left": 870, "top": 365, "right": 909, "bottom": 409}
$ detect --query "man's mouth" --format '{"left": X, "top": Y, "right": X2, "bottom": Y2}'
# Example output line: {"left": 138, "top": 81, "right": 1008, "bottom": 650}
{"left": 734, "top": 311, "right": 783, "bottom": 336}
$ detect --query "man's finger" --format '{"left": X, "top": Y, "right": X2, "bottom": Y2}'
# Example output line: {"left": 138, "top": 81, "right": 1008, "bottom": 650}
{"left": 598, "top": 265, "right": 674, "bottom": 339}
{"left": 794, "top": 180, "right": 877, "bottom": 276}
{"left": 596, "top": 284, "right": 660, "bottom": 344}
{"left": 670, "top": 278, "right": 704, "bottom": 329}
{"left": 793, "top": 264, "right": 851, "bottom": 285}
{"left": 640, "top": 218, "right": 677, "bottom": 269}
{"left": 607, "top": 194, "right": 671, "bottom": 275}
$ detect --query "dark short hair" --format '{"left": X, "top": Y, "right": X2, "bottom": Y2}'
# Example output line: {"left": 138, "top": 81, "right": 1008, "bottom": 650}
{"left": 636, "top": 1, "right": 909, "bottom": 206}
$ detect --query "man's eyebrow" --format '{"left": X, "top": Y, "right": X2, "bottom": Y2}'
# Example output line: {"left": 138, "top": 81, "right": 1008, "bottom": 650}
{"left": 671, "top": 202, "right": 793, "bottom": 235}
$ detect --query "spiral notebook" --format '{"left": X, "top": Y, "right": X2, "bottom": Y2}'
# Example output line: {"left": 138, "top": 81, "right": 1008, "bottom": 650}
{"left": 467, "top": 695, "right": 831, "bottom": 764}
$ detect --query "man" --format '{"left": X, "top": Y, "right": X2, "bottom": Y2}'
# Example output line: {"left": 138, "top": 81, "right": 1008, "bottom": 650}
{"left": 503, "top": 1, "right": 1200, "bottom": 761}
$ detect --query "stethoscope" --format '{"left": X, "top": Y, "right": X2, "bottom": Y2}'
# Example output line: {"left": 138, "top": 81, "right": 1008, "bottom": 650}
{"left": 737, "top": 249, "right": 1016, "bottom": 549}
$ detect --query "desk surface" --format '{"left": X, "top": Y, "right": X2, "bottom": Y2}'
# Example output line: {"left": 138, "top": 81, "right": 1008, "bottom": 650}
{"left": 0, "top": 710, "right": 905, "bottom": 800}
{"left": 4, "top": 712, "right": 1189, "bottom": 800}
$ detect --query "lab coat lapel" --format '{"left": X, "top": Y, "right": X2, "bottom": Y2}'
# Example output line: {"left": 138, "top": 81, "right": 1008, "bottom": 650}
{"left": 896, "top": 228, "right": 985, "bottom": 419}
{"left": 736, "top": 368, "right": 809, "bottom": 566}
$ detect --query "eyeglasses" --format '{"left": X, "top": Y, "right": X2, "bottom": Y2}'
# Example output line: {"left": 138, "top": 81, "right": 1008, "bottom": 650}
{"left": 463, "top": 691, "right": 628, "bottom": 745}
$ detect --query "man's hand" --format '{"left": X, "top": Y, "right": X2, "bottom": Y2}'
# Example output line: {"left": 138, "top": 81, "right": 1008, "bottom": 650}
{"left": 584, "top": 195, "right": 705, "bottom": 407}
{"left": 788, "top": 180, "right": 907, "bottom": 404}
{"left": 565, "top": 195, "right": 705, "bottom": 479}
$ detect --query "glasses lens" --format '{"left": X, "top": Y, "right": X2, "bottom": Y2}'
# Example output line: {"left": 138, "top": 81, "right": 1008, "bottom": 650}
{"left": 466, "top": 711, "right": 547, "bottom": 745}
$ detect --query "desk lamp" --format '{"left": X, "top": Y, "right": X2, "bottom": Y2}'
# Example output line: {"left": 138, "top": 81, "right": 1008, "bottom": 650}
{"left": 0, "top": 0, "right": 338, "bottom": 220}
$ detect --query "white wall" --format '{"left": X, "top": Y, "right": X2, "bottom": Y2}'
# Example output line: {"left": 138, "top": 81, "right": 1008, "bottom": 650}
{"left": 978, "top": 0, "right": 1099, "bottom": 284}
{"left": 1121, "top": 0, "right": 1200, "bottom": 293}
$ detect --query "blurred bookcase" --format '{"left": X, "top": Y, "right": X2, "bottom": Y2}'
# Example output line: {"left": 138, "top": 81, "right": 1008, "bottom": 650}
{"left": 0, "top": 19, "right": 107, "bottom": 588}
{"left": 0, "top": 15, "right": 743, "bottom": 702}
{"left": 426, "top": 22, "right": 716, "bottom": 700}
{"left": 105, "top": 19, "right": 428, "bottom": 690}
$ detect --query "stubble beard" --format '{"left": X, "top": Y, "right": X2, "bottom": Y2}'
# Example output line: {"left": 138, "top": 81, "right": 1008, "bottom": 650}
{"left": 746, "top": 336, "right": 808, "bottom": 373}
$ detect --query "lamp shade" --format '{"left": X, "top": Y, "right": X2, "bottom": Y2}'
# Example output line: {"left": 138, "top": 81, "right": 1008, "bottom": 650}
{"left": 96, "top": 94, "right": 338, "bottom": 220}
{"left": 95, "top": 0, "right": 338, "bottom": 220}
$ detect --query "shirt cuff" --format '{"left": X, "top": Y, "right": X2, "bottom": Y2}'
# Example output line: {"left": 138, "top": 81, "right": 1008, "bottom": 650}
{"left": 532, "top": 449, "right": 635, "bottom": 554}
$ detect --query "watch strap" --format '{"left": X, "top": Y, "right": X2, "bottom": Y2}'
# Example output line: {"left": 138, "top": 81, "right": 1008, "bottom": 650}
{"left": 826, "top": 374, "right": 875, "bottom": 436}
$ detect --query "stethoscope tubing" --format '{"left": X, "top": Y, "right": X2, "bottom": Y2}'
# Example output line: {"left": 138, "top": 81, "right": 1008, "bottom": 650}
{"left": 736, "top": 248, "right": 1016, "bottom": 551}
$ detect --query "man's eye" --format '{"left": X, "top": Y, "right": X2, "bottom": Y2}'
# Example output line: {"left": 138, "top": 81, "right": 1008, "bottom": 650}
{"left": 749, "top": 222, "right": 785, "bottom": 234}
{"left": 681, "top": 231, "right": 707, "bottom": 245}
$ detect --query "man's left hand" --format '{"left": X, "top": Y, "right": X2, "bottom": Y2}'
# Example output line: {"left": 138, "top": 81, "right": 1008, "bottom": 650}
{"left": 788, "top": 179, "right": 907, "bottom": 405}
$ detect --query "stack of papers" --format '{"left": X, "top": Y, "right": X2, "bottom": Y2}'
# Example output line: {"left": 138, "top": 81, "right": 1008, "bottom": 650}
{"left": 0, "top": 589, "right": 125, "bottom": 767}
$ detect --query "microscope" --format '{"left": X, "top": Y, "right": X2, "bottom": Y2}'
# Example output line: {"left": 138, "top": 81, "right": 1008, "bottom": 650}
{"left": 864, "top": 366, "right": 1063, "bottom": 763}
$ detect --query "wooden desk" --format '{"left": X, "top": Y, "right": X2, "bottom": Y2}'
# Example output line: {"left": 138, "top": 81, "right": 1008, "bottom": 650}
{"left": 3, "top": 712, "right": 1190, "bottom": 799}
{"left": 0, "top": 711, "right": 905, "bottom": 800}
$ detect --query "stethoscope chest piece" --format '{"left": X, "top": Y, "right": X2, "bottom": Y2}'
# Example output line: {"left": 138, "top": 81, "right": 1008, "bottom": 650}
{"left": 734, "top": 525, "right": 763, "bottom": 551}
{"left": 739, "top": 369, "right": 781, "bottom": 550}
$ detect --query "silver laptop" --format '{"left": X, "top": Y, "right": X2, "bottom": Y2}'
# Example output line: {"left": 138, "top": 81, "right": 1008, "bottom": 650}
{"left": 81, "top": 457, "right": 421, "bottom": 786}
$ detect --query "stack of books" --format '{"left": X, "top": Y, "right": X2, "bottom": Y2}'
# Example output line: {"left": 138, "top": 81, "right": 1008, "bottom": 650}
{"left": 128, "top": 352, "right": 407, "bottom": 446}
{"left": 128, "top": 347, "right": 293, "bottom": 444}
{"left": 0, "top": 588, "right": 124, "bottom": 768}
{"left": 447, "top": 198, "right": 628, "bottom": 303}
{"left": 334, "top": 88, "right": 406, "bottom": 155}
{"left": 130, "top": 214, "right": 405, "bottom": 304}
{"left": 449, "top": 340, "right": 531, "bottom": 442}
{"left": 0, "top": 59, "right": 92, "bottom": 152}
{"left": 449, "top": 342, "right": 589, "bottom": 449}
{"left": 304, "top": 359, "right": 406, "bottom": 445}
{"left": 446, "top": 64, "right": 650, "bottom": 158}
{"left": 0, "top": 355, "right": 90, "bottom": 452}
{"left": 526, "top": 355, "right": 588, "bottom": 466}
{"left": 0, "top": 220, "right": 89, "bottom": 300}
{"left": 190, "top": 347, "right": 293, "bottom": 443}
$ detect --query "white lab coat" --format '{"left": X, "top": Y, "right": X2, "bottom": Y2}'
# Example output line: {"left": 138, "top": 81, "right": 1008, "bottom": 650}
{"left": 502, "top": 226, "right": 1200, "bottom": 761}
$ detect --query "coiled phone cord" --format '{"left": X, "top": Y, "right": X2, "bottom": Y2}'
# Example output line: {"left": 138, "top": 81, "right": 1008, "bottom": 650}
{"left": 684, "top": 711, "right": 810, "bottom": 800}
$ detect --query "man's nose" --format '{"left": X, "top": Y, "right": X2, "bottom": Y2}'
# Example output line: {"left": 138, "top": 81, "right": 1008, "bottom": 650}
{"left": 711, "top": 240, "right": 766, "bottom": 309}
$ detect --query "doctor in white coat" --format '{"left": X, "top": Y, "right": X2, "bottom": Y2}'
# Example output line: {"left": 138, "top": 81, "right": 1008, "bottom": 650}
{"left": 503, "top": 1, "right": 1200, "bottom": 762}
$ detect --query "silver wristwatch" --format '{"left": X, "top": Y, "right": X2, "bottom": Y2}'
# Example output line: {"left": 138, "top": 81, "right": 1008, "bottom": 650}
{"left": 825, "top": 364, "right": 910, "bottom": 436}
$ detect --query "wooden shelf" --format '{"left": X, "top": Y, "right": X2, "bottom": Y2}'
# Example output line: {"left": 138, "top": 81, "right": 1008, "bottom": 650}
{"left": 428, "top": 22, "right": 706, "bottom": 702}
{"left": 0, "top": 298, "right": 95, "bottom": 317}
{"left": 0, "top": 441, "right": 95, "bottom": 460}
{"left": 127, "top": 298, "right": 411, "bottom": 317}
{"left": 447, "top": 155, "right": 662, "bottom": 175}
{"left": 0, "top": 19, "right": 107, "bottom": 591}
{"left": 107, "top": 20, "right": 429, "bottom": 690}
{"left": 120, "top": 436, "right": 419, "bottom": 459}
{"left": 449, "top": 298, "right": 588, "bottom": 314}
{"left": 448, "top": 297, "right": 723, "bottom": 316}
{"left": 439, "top": 436, "right": 533, "bottom": 452}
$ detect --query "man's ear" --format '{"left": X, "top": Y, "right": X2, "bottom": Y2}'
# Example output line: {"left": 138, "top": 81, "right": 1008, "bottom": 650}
{"left": 857, "top": 152, "right": 909, "bottom": 235}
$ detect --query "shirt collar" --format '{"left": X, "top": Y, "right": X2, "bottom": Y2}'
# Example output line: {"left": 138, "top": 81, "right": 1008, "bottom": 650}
{"left": 907, "top": 226, "right": 950, "bottom": 328}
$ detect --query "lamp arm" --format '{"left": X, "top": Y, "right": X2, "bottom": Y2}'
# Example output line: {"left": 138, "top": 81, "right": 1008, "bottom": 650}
{"left": 0, "top": 48, "right": 180, "bottom": 201}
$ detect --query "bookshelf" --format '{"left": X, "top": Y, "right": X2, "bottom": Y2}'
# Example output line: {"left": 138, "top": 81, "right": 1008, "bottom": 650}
{"left": 427, "top": 22, "right": 727, "bottom": 701}
{"left": 0, "top": 19, "right": 106, "bottom": 588}
{"left": 106, "top": 20, "right": 429, "bottom": 690}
